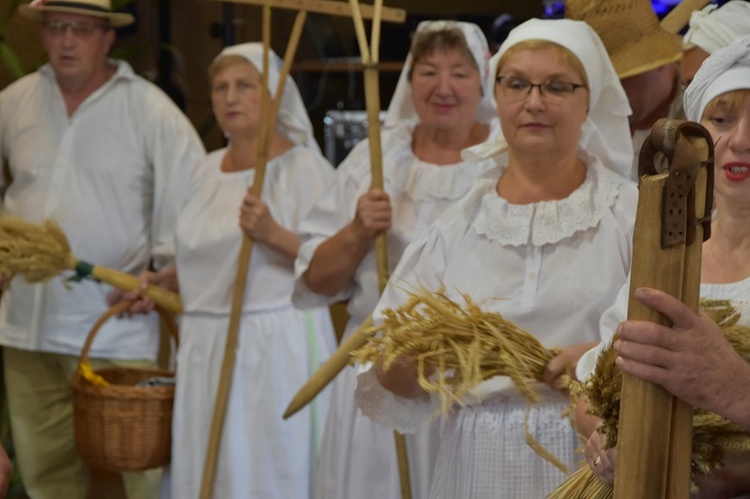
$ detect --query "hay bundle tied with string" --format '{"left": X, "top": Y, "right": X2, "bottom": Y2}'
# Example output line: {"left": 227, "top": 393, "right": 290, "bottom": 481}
{"left": 353, "top": 286, "right": 560, "bottom": 412}
{"left": 548, "top": 299, "right": 750, "bottom": 499}
{"left": 0, "top": 215, "right": 183, "bottom": 313}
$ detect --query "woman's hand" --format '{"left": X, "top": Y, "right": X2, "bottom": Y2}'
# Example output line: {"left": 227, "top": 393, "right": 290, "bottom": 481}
{"left": 375, "top": 353, "right": 434, "bottom": 400}
{"left": 106, "top": 268, "right": 178, "bottom": 316}
{"left": 351, "top": 188, "right": 392, "bottom": 241}
{"left": 584, "top": 428, "right": 616, "bottom": 486}
{"left": 543, "top": 341, "right": 597, "bottom": 391}
{"left": 239, "top": 187, "right": 280, "bottom": 243}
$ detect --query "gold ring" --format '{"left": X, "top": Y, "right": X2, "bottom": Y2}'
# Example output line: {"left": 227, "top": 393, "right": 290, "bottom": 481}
{"left": 594, "top": 456, "right": 602, "bottom": 466}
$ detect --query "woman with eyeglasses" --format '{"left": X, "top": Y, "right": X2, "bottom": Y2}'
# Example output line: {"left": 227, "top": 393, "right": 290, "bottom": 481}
{"left": 354, "top": 18, "right": 637, "bottom": 498}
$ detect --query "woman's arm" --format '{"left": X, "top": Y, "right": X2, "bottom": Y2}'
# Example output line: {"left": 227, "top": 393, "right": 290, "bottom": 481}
{"left": 303, "top": 188, "right": 391, "bottom": 296}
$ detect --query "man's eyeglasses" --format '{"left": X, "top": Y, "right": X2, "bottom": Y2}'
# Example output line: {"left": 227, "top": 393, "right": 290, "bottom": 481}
{"left": 42, "top": 20, "right": 108, "bottom": 38}
{"left": 495, "top": 76, "right": 586, "bottom": 103}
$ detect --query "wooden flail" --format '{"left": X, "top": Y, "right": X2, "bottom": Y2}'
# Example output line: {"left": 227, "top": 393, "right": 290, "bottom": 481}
{"left": 614, "top": 119, "right": 714, "bottom": 498}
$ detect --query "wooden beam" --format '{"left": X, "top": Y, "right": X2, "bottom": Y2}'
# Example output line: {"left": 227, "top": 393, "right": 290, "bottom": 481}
{"left": 207, "top": 0, "right": 406, "bottom": 23}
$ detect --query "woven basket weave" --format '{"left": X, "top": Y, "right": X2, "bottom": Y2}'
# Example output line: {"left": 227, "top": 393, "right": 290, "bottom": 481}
{"left": 70, "top": 301, "right": 178, "bottom": 472}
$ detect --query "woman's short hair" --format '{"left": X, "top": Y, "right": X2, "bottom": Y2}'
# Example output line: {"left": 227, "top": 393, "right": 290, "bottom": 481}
{"left": 495, "top": 39, "right": 589, "bottom": 88}
{"left": 207, "top": 54, "right": 253, "bottom": 83}
{"left": 408, "top": 24, "right": 477, "bottom": 80}
{"left": 702, "top": 88, "right": 750, "bottom": 119}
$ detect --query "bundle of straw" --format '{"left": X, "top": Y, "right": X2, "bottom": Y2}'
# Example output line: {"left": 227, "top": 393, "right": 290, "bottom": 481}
{"left": 353, "top": 286, "right": 560, "bottom": 412}
{"left": 0, "top": 216, "right": 72, "bottom": 282}
{"left": 0, "top": 216, "right": 182, "bottom": 313}
{"left": 548, "top": 300, "right": 750, "bottom": 498}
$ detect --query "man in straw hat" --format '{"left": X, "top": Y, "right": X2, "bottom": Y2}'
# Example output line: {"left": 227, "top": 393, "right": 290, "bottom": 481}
{"left": 681, "top": 0, "right": 750, "bottom": 85}
{"left": 0, "top": 0, "right": 205, "bottom": 497}
{"left": 566, "top": 0, "right": 684, "bottom": 178}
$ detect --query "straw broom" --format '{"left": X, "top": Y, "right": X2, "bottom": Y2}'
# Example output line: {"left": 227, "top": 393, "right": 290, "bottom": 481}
{"left": 353, "top": 285, "right": 570, "bottom": 472}
{"left": 0, "top": 215, "right": 183, "bottom": 313}
{"left": 548, "top": 300, "right": 750, "bottom": 498}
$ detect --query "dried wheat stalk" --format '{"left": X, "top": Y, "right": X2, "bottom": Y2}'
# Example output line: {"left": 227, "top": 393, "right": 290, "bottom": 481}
{"left": 354, "top": 286, "right": 559, "bottom": 412}
{"left": 0, "top": 216, "right": 73, "bottom": 282}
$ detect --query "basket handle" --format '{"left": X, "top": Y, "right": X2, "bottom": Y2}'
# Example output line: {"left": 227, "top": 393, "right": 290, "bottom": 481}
{"left": 76, "top": 301, "right": 179, "bottom": 368}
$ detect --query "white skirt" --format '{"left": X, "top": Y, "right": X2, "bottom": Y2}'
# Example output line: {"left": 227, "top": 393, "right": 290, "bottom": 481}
{"left": 165, "top": 305, "right": 334, "bottom": 499}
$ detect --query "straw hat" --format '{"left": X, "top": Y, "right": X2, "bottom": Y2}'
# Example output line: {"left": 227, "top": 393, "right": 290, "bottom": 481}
{"left": 19, "top": 0, "right": 134, "bottom": 27}
{"left": 565, "top": 0, "right": 682, "bottom": 79}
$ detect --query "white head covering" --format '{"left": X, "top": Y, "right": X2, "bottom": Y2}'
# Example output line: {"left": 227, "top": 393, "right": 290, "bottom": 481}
{"left": 465, "top": 18, "right": 632, "bottom": 178}
{"left": 384, "top": 20, "right": 495, "bottom": 127}
{"left": 215, "top": 43, "right": 319, "bottom": 152}
{"left": 684, "top": 34, "right": 750, "bottom": 122}
{"left": 683, "top": 1, "right": 750, "bottom": 54}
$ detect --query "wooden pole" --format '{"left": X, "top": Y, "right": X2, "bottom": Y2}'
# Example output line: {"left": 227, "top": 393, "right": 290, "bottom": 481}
{"left": 198, "top": 7, "right": 309, "bottom": 498}
{"left": 283, "top": 316, "right": 373, "bottom": 418}
{"left": 613, "top": 120, "right": 713, "bottom": 498}
{"left": 346, "top": 1, "right": 411, "bottom": 497}
{"left": 207, "top": 0, "right": 406, "bottom": 22}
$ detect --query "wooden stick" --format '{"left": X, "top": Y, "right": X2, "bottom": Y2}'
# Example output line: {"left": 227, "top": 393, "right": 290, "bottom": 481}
{"left": 199, "top": 6, "right": 309, "bottom": 498}
{"left": 283, "top": 315, "right": 374, "bottom": 418}
{"left": 86, "top": 264, "right": 182, "bottom": 314}
{"left": 660, "top": 0, "right": 711, "bottom": 34}
{"left": 614, "top": 124, "right": 711, "bottom": 498}
{"left": 347, "top": 1, "right": 410, "bottom": 496}
{"left": 207, "top": 0, "right": 406, "bottom": 23}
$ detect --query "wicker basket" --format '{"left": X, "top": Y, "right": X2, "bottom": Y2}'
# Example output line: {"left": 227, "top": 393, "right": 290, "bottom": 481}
{"left": 70, "top": 301, "right": 178, "bottom": 472}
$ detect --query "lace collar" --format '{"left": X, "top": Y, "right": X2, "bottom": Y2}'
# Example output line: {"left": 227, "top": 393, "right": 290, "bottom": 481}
{"left": 472, "top": 150, "right": 625, "bottom": 247}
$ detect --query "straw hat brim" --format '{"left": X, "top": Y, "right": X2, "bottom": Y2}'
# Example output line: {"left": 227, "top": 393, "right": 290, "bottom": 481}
{"left": 612, "top": 29, "right": 682, "bottom": 79}
{"left": 19, "top": 4, "right": 134, "bottom": 27}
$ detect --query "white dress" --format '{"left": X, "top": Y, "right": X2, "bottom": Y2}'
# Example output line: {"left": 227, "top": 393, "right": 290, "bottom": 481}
{"left": 168, "top": 146, "right": 336, "bottom": 499}
{"left": 356, "top": 151, "right": 638, "bottom": 498}
{"left": 292, "top": 119, "right": 502, "bottom": 499}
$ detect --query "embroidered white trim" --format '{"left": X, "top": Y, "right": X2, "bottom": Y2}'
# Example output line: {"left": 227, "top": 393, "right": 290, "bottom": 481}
{"left": 473, "top": 151, "right": 624, "bottom": 247}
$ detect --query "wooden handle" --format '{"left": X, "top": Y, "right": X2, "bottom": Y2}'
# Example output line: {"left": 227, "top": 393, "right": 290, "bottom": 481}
{"left": 614, "top": 127, "right": 711, "bottom": 499}
{"left": 87, "top": 265, "right": 183, "bottom": 314}
{"left": 284, "top": 316, "right": 373, "bottom": 419}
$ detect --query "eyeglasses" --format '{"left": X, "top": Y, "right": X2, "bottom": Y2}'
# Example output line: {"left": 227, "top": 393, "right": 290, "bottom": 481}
{"left": 495, "top": 76, "right": 586, "bottom": 103}
{"left": 42, "top": 20, "right": 108, "bottom": 38}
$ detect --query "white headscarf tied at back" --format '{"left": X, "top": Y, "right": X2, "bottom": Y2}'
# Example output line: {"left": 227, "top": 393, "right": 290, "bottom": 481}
{"left": 216, "top": 43, "right": 320, "bottom": 152}
{"left": 683, "top": 1, "right": 750, "bottom": 54}
{"left": 684, "top": 34, "right": 750, "bottom": 122}
{"left": 463, "top": 18, "right": 633, "bottom": 178}
{"left": 384, "top": 20, "right": 495, "bottom": 128}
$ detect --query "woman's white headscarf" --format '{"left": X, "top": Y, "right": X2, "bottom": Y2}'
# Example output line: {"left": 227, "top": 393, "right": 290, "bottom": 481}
{"left": 216, "top": 43, "right": 320, "bottom": 152}
{"left": 683, "top": 1, "right": 750, "bottom": 54}
{"left": 384, "top": 20, "right": 496, "bottom": 128}
{"left": 684, "top": 34, "right": 750, "bottom": 122}
{"left": 465, "top": 18, "right": 633, "bottom": 178}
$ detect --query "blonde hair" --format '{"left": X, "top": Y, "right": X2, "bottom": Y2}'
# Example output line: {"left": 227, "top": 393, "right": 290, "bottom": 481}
{"left": 702, "top": 89, "right": 750, "bottom": 119}
{"left": 495, "top": 39, "right": 588, "bottom": 87}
